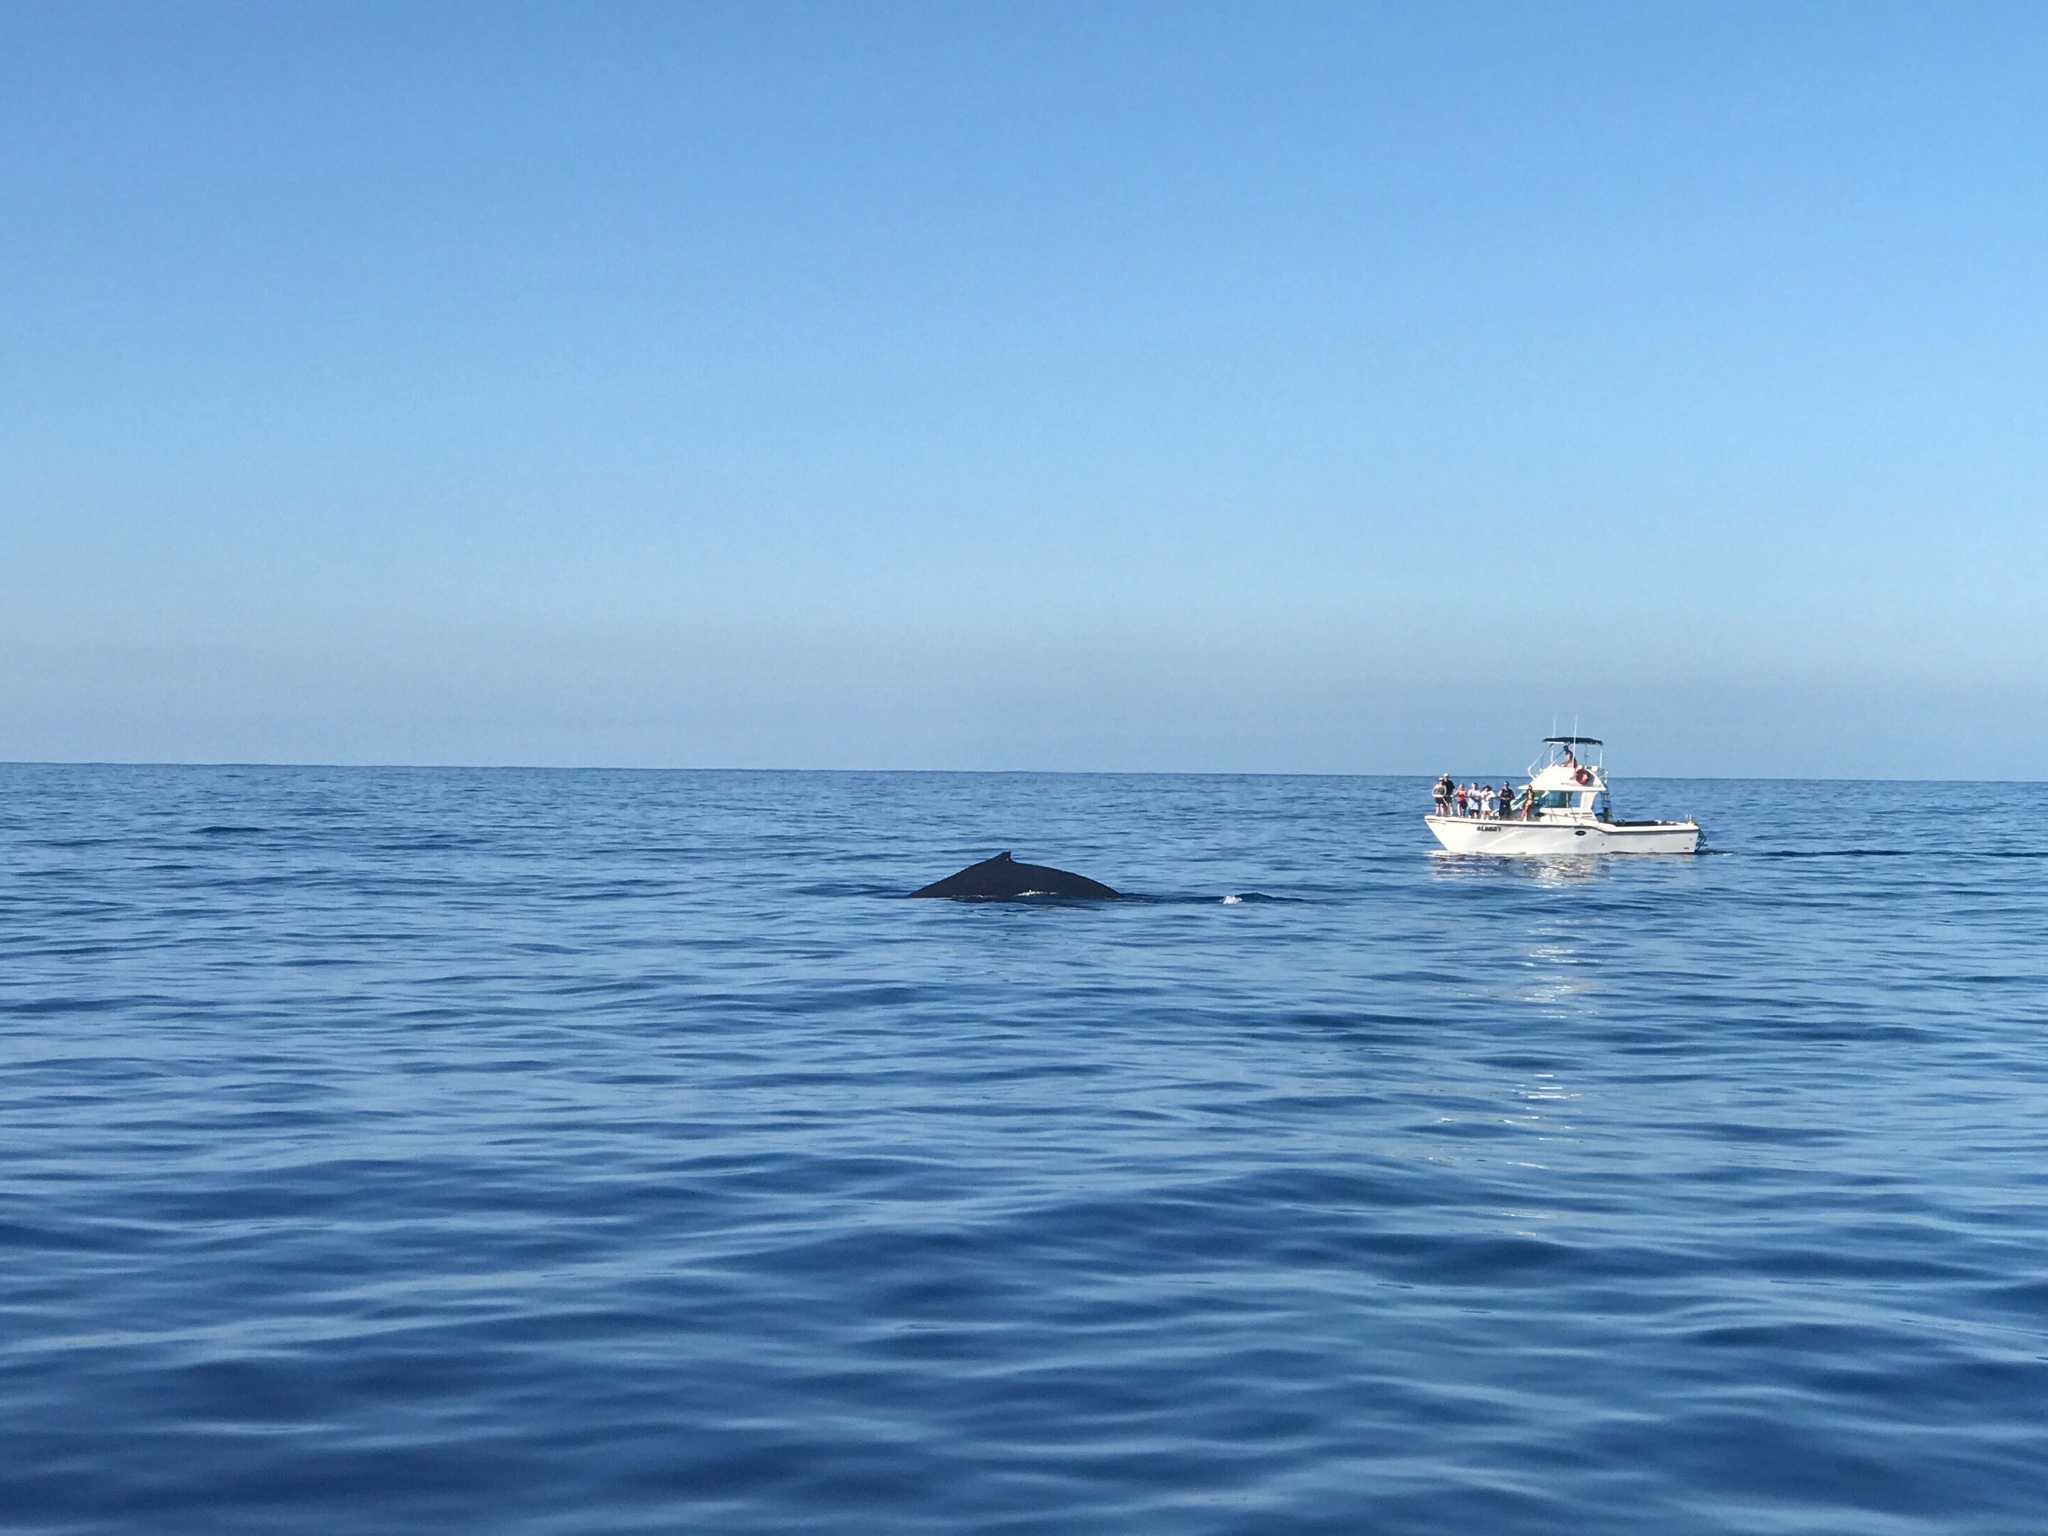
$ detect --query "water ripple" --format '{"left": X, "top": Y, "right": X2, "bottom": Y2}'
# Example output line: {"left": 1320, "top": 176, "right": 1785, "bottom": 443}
{"left": 3, "top": 767, "right": 2046, "bottom": 1533}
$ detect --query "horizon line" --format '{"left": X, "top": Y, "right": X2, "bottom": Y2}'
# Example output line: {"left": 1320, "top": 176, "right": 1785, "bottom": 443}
{"left": 1, "top": 758, "right": 2041, "bottom": 785}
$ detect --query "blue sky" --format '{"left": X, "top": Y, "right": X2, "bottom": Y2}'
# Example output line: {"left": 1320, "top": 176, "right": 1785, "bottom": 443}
{"left": 4, "top": 2, "right": 2044, "bottom": 775}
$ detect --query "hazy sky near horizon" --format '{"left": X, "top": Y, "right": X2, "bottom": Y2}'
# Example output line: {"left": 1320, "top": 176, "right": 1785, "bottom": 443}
{"left": 4, "top": 2, "right": 2046, "bottom": 776}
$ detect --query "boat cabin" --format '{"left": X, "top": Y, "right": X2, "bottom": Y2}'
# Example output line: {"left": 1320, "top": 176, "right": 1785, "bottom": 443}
{"left": 1526, "top": 736, "right": 1609, "bottom": 821}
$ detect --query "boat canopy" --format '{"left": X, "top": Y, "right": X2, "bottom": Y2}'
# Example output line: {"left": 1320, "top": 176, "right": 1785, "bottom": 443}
{"left": 1528, "top": 734, "right": 1607, "bottom": 791}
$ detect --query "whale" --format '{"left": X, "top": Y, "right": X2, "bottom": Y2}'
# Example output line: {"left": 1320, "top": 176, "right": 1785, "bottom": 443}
{"left": 910, "top": 851, "right": 1121, "bottom": 901}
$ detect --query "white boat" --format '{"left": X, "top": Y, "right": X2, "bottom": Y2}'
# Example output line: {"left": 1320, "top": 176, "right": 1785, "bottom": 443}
{"left": 1425, "top": 737, "right": 1700, "bottom": 855}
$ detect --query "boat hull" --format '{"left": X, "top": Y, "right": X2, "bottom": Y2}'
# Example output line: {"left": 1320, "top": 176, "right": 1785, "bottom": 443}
{"left": 1425, "top": 815, "right": 1699, "bottom": 856}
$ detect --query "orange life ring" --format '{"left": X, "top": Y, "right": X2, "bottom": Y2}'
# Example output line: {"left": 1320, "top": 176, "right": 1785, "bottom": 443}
{"left": 1574, "top": 767, "right": 1593, "bottom": 785}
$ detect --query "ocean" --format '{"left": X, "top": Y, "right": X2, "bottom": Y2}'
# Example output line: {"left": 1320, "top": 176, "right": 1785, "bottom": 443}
{"left": 3, "top": 765, "right": 2045, "bottom": 1533}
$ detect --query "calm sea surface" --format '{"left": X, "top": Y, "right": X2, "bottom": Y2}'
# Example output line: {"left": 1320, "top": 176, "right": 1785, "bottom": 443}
{"left": 3, "top": 766, "right": 2046, "bottom": 1534}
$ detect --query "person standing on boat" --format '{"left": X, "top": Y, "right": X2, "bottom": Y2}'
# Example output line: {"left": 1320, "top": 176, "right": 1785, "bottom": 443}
{"left": 1454, "top": 783, "right": 1468, "bottom": 816}
{"left": 1433, "top": 774, "right": 1453, "bottom": 816}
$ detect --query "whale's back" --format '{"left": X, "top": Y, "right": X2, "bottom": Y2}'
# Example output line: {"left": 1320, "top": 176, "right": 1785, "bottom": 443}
{"left": 910, "top": 852, "right": 1120, "bottom": 900}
